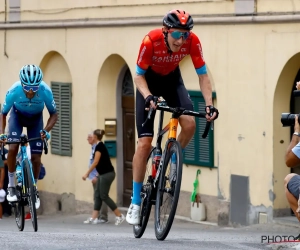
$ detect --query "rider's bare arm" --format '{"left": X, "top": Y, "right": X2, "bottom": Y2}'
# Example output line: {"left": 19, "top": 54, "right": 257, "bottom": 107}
{"left": 198, "top": 74, "right": 213, "bottom": 106}
{"left": 44, "top": 112, "right": 58, "bottom": 132}
{"left": 134, "top": 74, "right": 152, "bottom": 99}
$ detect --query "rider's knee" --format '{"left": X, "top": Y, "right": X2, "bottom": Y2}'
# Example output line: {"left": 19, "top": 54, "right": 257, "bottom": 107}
{"left": 181, "top": 117, "right": 196, "bottom": 133}
{"left": 8, "top": 145, "right": 19, "bottom": 155}
{"left": 284, "top": 173, "right": 297, "bottom": 186}
{"left": 137, "top": 137, "right": 152, "bottom": 155}
{"left": 31, "top": 154, "right": 41, "bottom": 163}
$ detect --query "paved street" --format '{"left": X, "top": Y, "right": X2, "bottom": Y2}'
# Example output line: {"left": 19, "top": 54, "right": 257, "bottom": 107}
{"left": 0, "top": 213, "right": 300, "bottom": 250}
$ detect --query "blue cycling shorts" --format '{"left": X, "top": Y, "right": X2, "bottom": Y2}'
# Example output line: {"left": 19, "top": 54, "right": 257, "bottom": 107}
{"left": 7, "top": 107, "right": 44, "bottom": 155}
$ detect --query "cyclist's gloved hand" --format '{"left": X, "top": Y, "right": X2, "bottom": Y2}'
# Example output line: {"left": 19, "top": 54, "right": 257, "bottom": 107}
{"left": 0, "top": 134, "right": 7, "bottom": 141}
{"left": 40, "top": 129, "right": 51, "bottom": 140}
{"left": 205, "top": 105, "right": 219, "bottom": 120}
{"left": 145, "top": 95, "right": 154, "bottom": 109}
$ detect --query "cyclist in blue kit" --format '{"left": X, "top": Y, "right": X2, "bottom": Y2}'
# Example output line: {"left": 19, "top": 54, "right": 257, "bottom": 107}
{"left": 0, "top": 65, "right": 58, "bottom": 209}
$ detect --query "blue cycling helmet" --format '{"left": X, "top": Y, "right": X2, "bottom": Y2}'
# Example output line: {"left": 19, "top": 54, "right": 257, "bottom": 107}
{"left": 19, "top": 64, "right": 43, "bottom": 86}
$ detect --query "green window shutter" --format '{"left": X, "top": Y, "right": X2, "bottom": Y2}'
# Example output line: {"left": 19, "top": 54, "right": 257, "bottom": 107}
{"left": 51, "top": 82, "right": 72, "bottom": 157}
{"left": 51, "top": 82, "right": 60, "bottom": 155}
{"left": 183, "top": 91, "right": 215, "bottom": 168}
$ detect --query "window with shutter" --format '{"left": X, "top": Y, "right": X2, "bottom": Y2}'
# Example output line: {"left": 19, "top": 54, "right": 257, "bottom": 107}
{"left": 183, "top": 90, "right": 216, "bottom": 168}
{"left": 51, "top": 82, "right": 72, "bottom": 156}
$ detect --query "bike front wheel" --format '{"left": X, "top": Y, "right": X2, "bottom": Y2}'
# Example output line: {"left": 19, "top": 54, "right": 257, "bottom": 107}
{"left": 14, "top": 185, "right": 25, "bottom": 231}
{"left": 24, "top": 159, "right": 38, "bottom": 232}
{"left": 154, "top": 140, "right": 183, "bottom": 241}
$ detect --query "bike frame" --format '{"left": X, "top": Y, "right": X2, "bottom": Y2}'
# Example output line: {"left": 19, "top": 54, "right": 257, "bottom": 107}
{"left": 144, "top": 98, "right": 212, "bottom": 189}
{"left": 18, "top": 144, "right": 36, "bottom": 194}
{"left": 152, "top": 108, "right": 179, "bottom": 187}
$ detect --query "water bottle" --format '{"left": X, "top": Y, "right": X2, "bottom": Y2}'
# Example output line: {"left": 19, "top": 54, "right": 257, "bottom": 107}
{"left": 16, "top": 164, "right": 22, "bottom": 184}
{"left": 152, "top": 149, "right": 161, "bottom": 178}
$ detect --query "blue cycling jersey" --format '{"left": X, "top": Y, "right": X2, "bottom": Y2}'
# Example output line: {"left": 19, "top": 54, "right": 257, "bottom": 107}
{"left": 1, "top": 81, "right": 57, "bottom": 116}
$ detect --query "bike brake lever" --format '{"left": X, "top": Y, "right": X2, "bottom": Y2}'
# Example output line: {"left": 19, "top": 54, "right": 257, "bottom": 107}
{"left": 142, "top": 96, "right": 159, "bottom": 127}
{"left": 43, "top": 138, "right": 48, "bottom": 155}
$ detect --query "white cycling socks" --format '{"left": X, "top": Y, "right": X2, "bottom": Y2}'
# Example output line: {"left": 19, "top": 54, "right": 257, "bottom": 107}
{"left": 8, "top": 171, "right": 15, "bottom": 187}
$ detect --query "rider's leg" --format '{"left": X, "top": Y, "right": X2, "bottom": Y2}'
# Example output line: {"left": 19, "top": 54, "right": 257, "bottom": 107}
{"left": 6, "top": 110, "right": 23, "bottom": 202}
{"left": 177, "top": 116, "right": 196, "bottom": 149}
{"left": 173, "top": 73, "right": 196, "bottom": 149}
{"left": 126, "top": 88, "right": 155, "bottom": 225}
{"left": 126, "top": 137, "right": 152, "bottom": 225}
{"left": 166, "top": 71, "right": 195, "bottom": 180}
{"left": 27, "top": 113, "right": 43, "bottom": 183}
{"left": 132, "top": 137, "right": 153, "bottom": 203}
{"left": 31, "top": 154, "right": 41, "bottom": 182}
{"left": 30, "top": 153, "right": 41, "bottom": 210}
{"left": 27, "top": 116, "right": 43, "bottom": 209}
{"left": 7, "top": 145, "right": 19, "bottom": 186}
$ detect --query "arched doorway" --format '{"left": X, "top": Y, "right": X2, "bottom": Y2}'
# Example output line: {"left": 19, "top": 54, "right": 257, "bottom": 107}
{"left": 273, "top": 53, "right": 300, "bottom": 217}
{"left": 39, "top": 51, "right": 73, "bottom": 195}
{"left": 121, "top": 67, "right": 135, "bottom": 207}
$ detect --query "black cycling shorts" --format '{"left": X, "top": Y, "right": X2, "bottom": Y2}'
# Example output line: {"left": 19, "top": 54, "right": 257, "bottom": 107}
{"left": 136, "top": 67, "right": 194, "bottom": 138}
{"left": 287, "top": 175, "right": 300, "bottom": 200}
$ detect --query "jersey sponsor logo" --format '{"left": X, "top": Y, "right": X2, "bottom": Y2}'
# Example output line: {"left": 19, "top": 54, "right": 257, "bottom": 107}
{"left": 138, "top": 46, "right": 147, "bottom": 64}
{"left": 18, "top": 100, "right": 43, "bottom": 107}
{"left": 52, "top": 100, "right": 56, "bottom": 109}
{"left": 152, "top": 54, "right": 187, "bottom": 63}
{"left": 197, "top": 43, "right": 204, "bottom": 60}
{"left": 154, "top": 42, "right": 161, "bottom": 47}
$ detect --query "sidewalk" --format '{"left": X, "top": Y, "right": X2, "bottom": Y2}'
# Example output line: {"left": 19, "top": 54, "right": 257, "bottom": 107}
{"left": 273, "top": 215, "right": 300, "bottom": 228}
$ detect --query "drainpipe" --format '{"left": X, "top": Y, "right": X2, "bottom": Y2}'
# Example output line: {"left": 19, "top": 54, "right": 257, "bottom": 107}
{"left": 1, "top": 14, "right": 300, "bottom": 29}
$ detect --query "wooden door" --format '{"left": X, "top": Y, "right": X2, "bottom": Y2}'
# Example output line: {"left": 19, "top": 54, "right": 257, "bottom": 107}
{"left": 122, "top": 68, "right": 135, "bottom": 207}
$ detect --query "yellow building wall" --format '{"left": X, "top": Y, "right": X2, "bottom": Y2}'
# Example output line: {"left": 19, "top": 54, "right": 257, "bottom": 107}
{"left": 20, "top": 0, "right": 234, "bottom": 21}
{"left": 1, "top": 0, "right": 300, "bottom": 217}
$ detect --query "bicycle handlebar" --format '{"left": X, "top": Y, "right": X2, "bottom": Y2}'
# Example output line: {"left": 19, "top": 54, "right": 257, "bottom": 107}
{"left": 142, "top": 96, "right": 212, "bottom": 139}
{"left": 0, "top": 136, "right": 48, "bottom": 160}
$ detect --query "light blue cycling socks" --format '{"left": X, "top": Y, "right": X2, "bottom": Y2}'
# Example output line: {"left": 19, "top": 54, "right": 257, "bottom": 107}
{"left": 171, "top": 148, "right": 185, "bottom": 164}
{"left": 132, "top": 181, "right": 143, "bottom": 206}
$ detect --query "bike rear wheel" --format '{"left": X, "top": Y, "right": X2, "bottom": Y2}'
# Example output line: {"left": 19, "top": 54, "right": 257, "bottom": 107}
{"left": 133, "top": 147, "right": 156, "bottom": 238}
{"left": 14, "top": 185, "right": 25, "bottom": 231}
{"left": 154, "top": 140, "right": 183, "bottom": 241}
{"left": 24, "top": 159, "right": 38, "bottom": 232}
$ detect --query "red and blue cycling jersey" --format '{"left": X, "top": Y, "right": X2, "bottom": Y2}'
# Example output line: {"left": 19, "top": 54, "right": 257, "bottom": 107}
{"left": 136, "top": 28, "right": 207, "bottom": 76}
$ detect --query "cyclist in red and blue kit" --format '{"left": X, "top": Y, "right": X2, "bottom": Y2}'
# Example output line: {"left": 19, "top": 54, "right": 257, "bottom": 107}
{"left": 126, "top": 9, "right": 219, "bottom": 225}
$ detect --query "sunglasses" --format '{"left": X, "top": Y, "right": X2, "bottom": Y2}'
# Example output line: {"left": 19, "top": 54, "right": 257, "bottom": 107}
{"left": 22, "top": 84, "right": 39, "bottom": 93}
{"left": 168, "top": 30, "right": 190, "bottom": 40}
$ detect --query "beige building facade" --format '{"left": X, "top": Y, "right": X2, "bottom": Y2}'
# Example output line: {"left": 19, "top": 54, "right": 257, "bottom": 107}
{"left": 0, "top": 0, "right": 299, "bottom": 225}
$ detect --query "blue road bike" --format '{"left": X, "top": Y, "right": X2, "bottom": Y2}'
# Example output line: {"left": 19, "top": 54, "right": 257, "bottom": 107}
{"left": 1, "top": 134, "right": 48, "bottom": 232}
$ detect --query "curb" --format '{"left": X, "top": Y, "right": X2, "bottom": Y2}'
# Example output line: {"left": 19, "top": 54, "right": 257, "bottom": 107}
{"left": 272, "top": 219, "right": 300, "bottom": 229}
{"left": 118, "top": 207, "right": 218, "bottom": 226}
